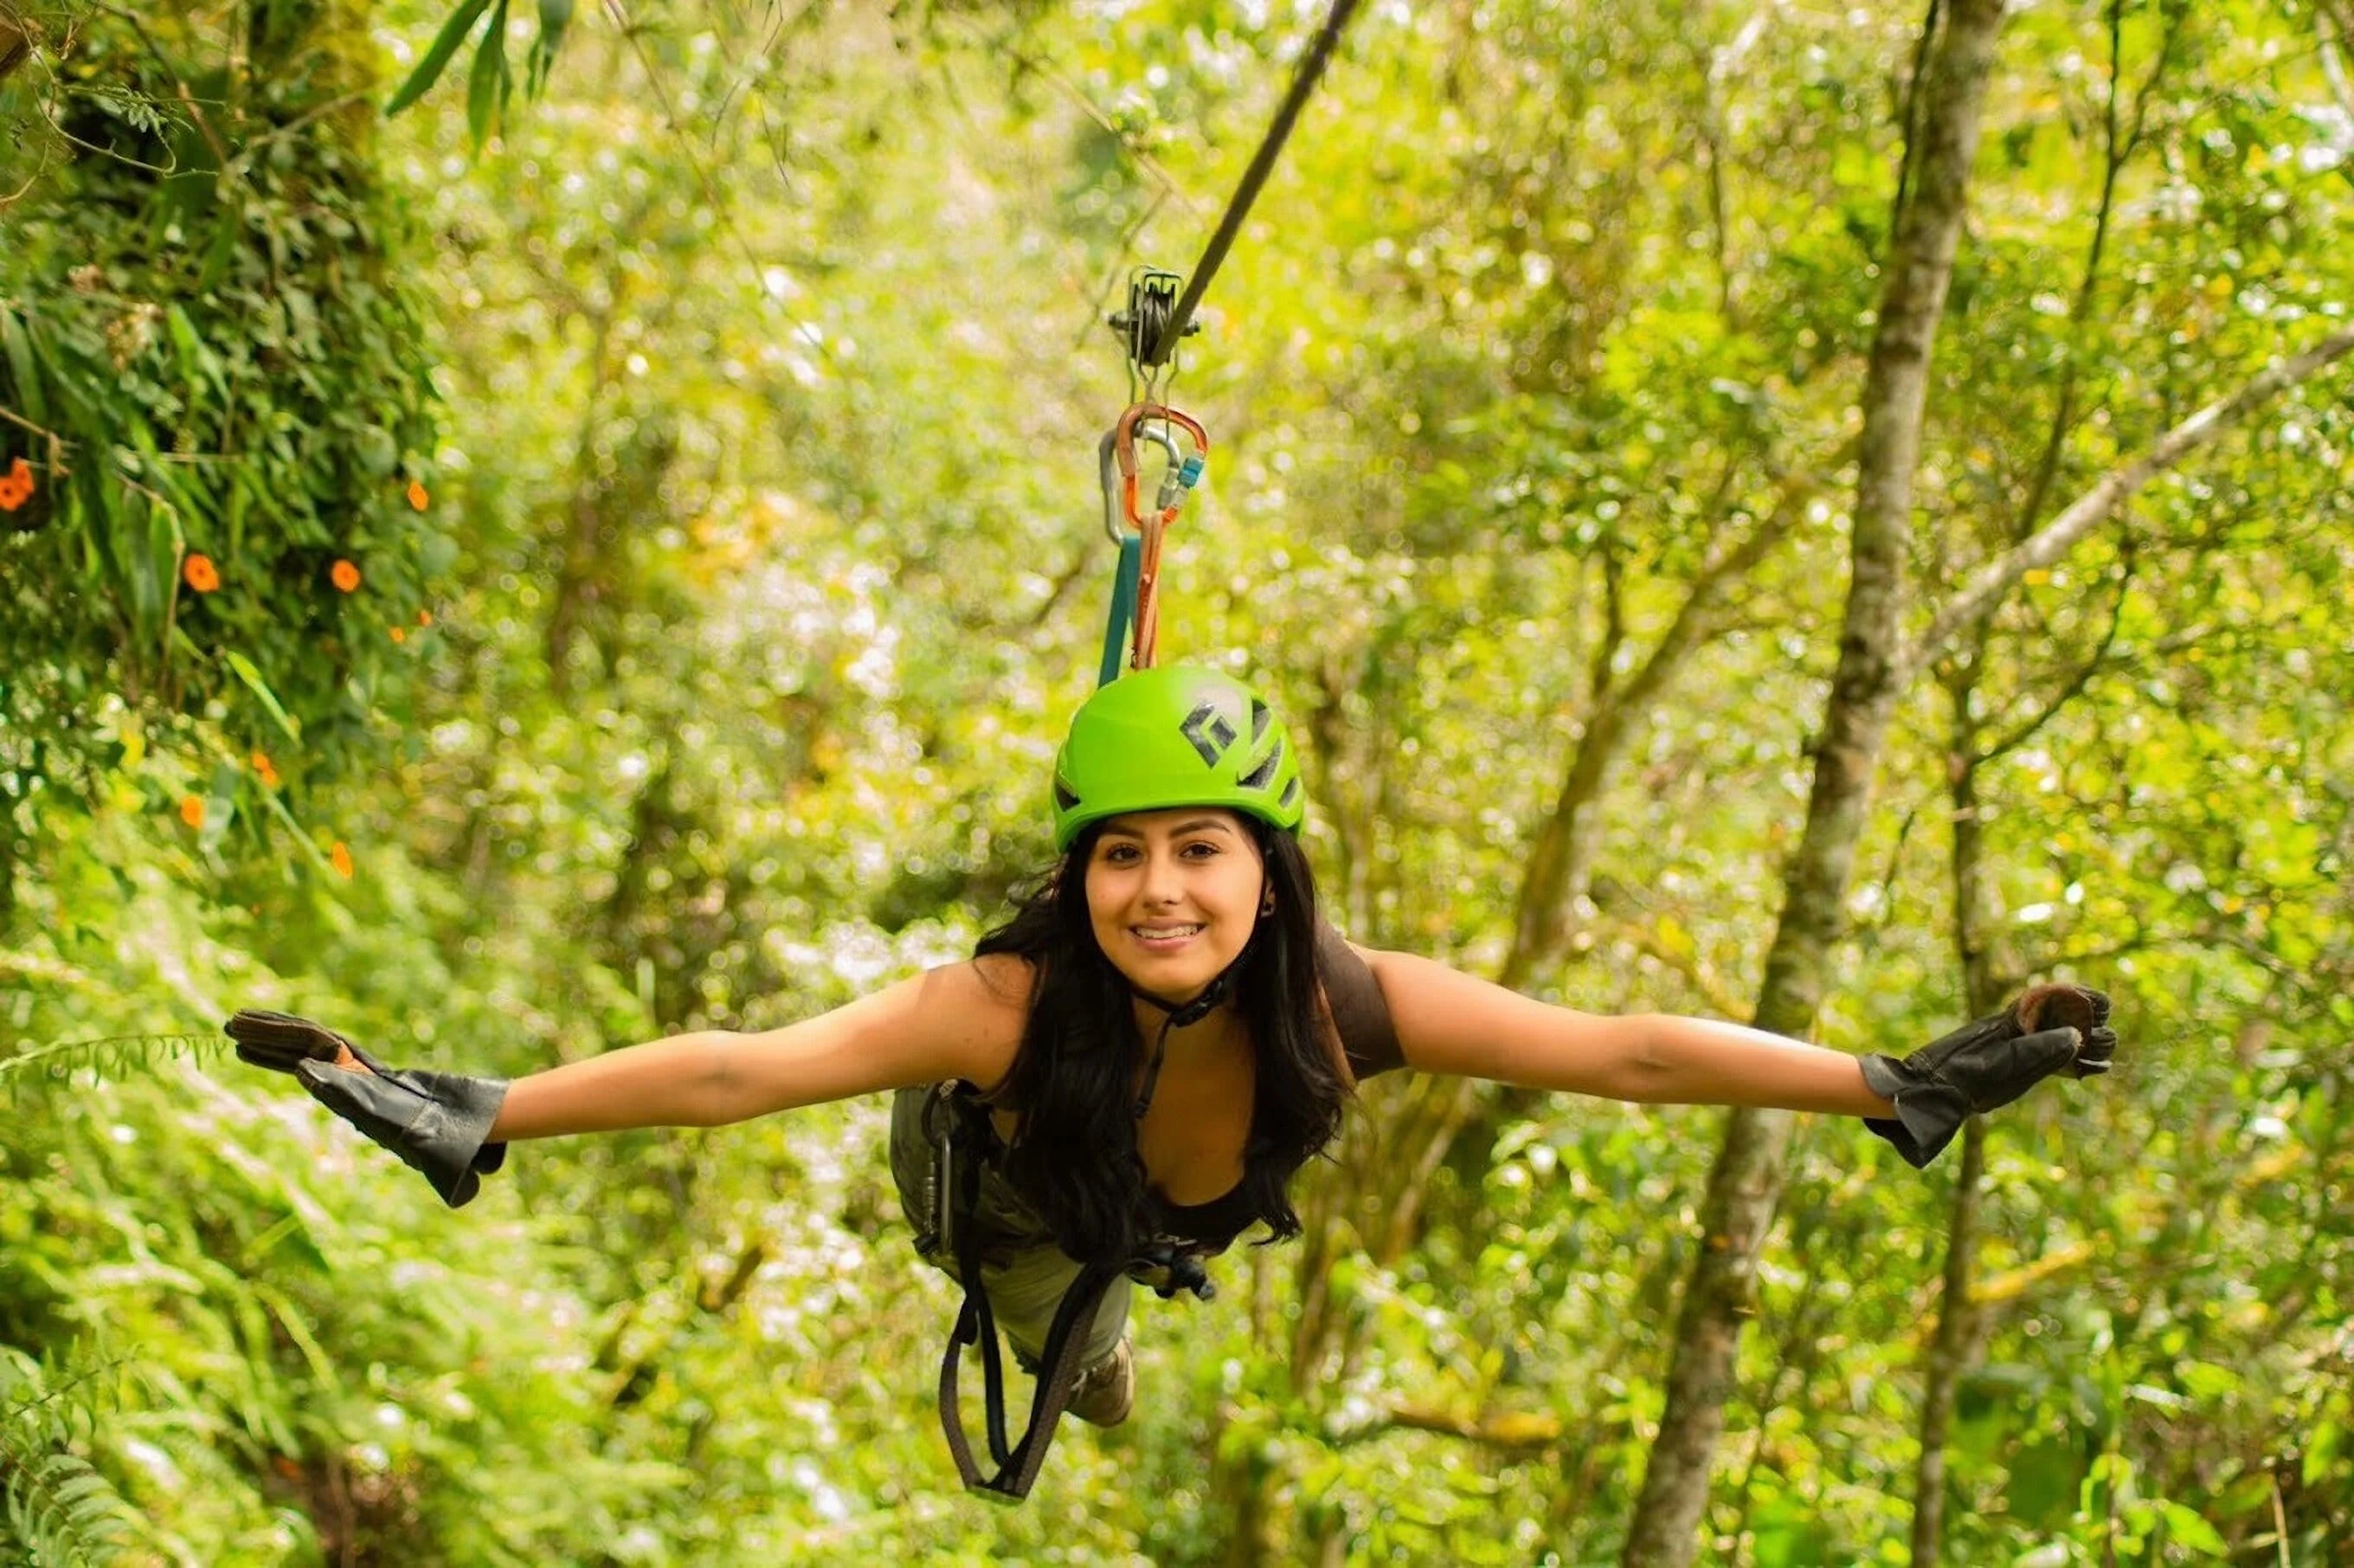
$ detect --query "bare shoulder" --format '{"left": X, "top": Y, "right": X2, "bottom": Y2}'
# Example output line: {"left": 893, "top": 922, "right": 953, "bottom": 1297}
{"left": 970, "top": 949, "right": 1039, "bottom": 1010}
{"left": 908, "top": 953, "right": 1032, "bottom": 1089}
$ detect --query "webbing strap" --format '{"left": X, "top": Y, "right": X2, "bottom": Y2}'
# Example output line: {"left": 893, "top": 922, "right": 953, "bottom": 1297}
{"left": 936, "top": 1254, "right": 1122, "bottom": 1504}
{"left": 929, "top": 1086, "right": 1123, "bottom": 1504}
{"left": 1097, "top": 533, "right": 1141, "bottom": 688}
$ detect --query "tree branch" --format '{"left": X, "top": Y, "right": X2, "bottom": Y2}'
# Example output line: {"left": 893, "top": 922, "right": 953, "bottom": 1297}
{"left": 1909, "top": 323, "right": 2354, "bottom": 678}
{"left": 1349, "top": 1402, "right": 1563, "bottom": 1452}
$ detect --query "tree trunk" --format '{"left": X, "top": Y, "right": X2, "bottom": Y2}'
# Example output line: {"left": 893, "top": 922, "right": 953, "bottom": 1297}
{"left": 1619, "top": 4, "right": 2011, "bottom": 1562}
{"left": 1289, "top": 499, "right": 1797, "bottom": 1391}
{"left": 1909, "top": 1119, "right": 1986, "bottom": 1566}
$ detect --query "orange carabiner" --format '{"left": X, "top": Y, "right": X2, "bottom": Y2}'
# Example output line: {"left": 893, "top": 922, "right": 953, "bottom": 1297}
{"left": 1113, "top": 404, "right": 1209, "bottom": 534}
{"left": 1109, "top": 405, "right": 1209, "bottom": 671}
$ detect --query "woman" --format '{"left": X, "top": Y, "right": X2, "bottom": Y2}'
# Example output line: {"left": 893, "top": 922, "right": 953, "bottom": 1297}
{"left": 229, "top": 665, "right": 2115, "bottom": 1454}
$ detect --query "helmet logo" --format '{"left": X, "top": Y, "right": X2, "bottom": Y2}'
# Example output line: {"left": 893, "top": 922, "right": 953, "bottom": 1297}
{"left": 1180, "top": 703, "right": 1239, "bottom": 765}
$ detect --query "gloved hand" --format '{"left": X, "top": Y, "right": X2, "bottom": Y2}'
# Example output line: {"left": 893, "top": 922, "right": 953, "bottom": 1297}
{"left": 227, "top": 1009, "right": 510, "bottom": 1207}
{"left": 1859, "top": 984, "right": 2115, "bottom": 1167}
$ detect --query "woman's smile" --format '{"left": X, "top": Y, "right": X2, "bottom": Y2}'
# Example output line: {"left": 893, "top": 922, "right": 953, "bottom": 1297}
{"left": 1129, "top": 922, "right": 1205, "bottom": 951}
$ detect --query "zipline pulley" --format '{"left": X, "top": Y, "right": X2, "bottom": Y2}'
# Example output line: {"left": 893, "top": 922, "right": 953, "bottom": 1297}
{"left": 1107, "top": 267, "right": 1198, "bottom": 378}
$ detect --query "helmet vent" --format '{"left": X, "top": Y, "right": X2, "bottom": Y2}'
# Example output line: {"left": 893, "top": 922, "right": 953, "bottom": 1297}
{"left": 1250, "top": 698, "right": 1271, "bottom": 742}
{"left": 1053, "top": 780, "right": 1079, "bottom": 811}
{"left": 1239, "top": 748, "right": 1283, "bottom": 792}
{"left": 1278, "top": 777, "right": 1302, "bottom": 809}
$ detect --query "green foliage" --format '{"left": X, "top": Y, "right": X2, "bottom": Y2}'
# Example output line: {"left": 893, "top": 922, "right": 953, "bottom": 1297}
{"left": 0, "top": 0, "right": 447, "bottom": 905}
{"left": 383, "top": 0, "right": 574, "bottom": 132}
{"left": 0, "top": 1351, "right": 138, "bottom": 1566}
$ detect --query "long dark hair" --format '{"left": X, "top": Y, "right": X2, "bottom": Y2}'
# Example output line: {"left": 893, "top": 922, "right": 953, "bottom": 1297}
{"left": 974, "top": 819, "right": 1350, "bottom": 1268}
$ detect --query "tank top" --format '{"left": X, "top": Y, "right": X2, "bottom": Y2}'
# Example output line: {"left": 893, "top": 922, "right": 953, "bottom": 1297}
{"left": 1146, "top": 922, "right": 1403, "bottom": 1250}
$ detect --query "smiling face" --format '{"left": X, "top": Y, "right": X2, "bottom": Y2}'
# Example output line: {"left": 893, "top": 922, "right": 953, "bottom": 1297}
{"left": 1084, "top": 807, "right": 1270, "bottom": 1004}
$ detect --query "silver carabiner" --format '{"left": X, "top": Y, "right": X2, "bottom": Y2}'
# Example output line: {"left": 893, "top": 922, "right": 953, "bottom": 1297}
{"left": 1099, "top": 420, "right": 1184, "bottom": 545}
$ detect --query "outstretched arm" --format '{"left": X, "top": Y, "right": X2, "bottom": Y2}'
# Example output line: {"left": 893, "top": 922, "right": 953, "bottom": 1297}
{"left": 488, "top": 956, "right": 1028, "bottom": 1139}
{"left": 1356, "top": 947, "right": 1889, "bottom": 1115}
{"left": 229, "top": 954, "right": 1030, "bottom": 1205}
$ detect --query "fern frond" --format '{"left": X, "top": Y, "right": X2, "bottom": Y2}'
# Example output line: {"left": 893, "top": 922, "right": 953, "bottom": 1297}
{"left": 0, "top": 1031, "right": 220, "bottom": 1101}
{"left": 3, "top": 1451, "right": 130, "bottom": 1564}
{"left": 0, "top": 1352, "right": 140, "bottom": 1566}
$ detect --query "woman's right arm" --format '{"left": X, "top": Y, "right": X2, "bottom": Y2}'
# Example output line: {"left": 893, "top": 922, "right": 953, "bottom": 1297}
{"left": 483, "top": 955, "right": 1028, "bottom": 1141}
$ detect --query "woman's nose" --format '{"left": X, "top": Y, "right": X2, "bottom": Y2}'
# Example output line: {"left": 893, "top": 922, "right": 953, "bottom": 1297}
{"left": 1136, "top": 849, "right": 1183, "bottom": 903}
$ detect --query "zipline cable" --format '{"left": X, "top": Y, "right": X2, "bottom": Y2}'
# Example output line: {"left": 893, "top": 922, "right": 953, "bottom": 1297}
{"left": 1142, "top": 0, "right": 1367, "bottom": 368}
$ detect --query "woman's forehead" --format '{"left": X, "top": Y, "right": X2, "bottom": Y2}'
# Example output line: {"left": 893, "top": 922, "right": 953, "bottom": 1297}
{"left": 1096, "top": 806, "right": 1249, "bottom": 839}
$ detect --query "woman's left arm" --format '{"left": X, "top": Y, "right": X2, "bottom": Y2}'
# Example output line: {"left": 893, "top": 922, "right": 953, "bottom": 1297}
{"left": 1356, "top": 947, "right": 1889, "bottom": 1115}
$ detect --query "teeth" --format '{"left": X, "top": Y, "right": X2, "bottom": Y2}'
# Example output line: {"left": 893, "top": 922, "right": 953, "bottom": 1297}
{"left": 1135, "top": 924, "right": 1203, "bottom": 939}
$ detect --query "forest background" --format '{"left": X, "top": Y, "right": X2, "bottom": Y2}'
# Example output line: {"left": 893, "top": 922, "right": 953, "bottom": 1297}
{"left": 3, "top": 0, "right": 2353, "bottom": 1564}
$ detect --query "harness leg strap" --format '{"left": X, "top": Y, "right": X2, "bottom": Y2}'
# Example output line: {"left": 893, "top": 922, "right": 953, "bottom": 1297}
{"left": 938, "top": 1257, "right": 1122, "bottom": 1504}
{"left": 929, "top": 1085, "right": 1130, "bottom": 1504}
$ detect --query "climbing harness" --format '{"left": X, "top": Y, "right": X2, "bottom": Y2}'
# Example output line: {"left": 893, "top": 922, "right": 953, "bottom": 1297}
{"left": 921, "top": 1083, "right": 1214, "bottom": 1503}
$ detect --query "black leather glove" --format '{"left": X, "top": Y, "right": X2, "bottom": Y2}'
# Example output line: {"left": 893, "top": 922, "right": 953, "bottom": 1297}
{"left": 1859, "top": 984, "right": 2115, "bottom": 1167}
{"left": 227, "top": 1009, "right": 510, "bottom": 1207}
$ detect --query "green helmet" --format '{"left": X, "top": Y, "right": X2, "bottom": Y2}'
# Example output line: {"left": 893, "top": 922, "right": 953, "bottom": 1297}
{"left": 1052, "top": 665, "right": 1306, "bottom": 851}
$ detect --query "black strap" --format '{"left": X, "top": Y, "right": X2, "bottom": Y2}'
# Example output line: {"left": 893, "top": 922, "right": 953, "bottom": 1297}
{"left": 938, "top": 1250, "right": 1122, "bottom": 1504}
{"left": 930, "top": 1087, "right": 1126, "bottom": 1505}
{"left": 1129, "top": 960, "right": 1238, "bottom": 1117}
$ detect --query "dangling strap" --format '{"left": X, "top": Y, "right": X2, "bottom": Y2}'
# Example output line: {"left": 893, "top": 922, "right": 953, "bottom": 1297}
{"left": 1097, "top": 532, "right": 1142, "bottom": 689}
{"left": 1129, "top": 967, "right": 1237, "bottom": 1119}
{"left": 938, "top": 1248, "right": 1122, "bottom": 1504}
{"left": 930, "top": 1086, "right": 1124, "bottom": 1505}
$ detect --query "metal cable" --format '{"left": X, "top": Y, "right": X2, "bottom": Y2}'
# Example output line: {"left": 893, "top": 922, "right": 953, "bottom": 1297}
{"left": 1143, "top": 0, "right": 1367, "bottom": 366}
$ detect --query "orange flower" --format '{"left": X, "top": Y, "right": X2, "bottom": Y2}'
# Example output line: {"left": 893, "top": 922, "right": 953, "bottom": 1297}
{"left": 177, "top": 795, "right": 205, "bottom": 829}
{"left": 330, "top": 841, "right": 354, "bottom": 879}
{"left": 406, "top": 479, "right": 429, "bottom": 511}
{"left": 250, "top": 750, "right": 280, "bottom": 787}
{"left": 331, "top": 559, "right": 361, "bottom": 593}
{"left": 0, "top": 457, "right": 31, "bottom": 512}
{"left": 183, "top": 552, "right": 220, "bottom": 593}
{"left": 417, "top": 608, "right": 434, "bottom": 627}
{"left": 389, "top": 626, "right": 407, "bottom": 644}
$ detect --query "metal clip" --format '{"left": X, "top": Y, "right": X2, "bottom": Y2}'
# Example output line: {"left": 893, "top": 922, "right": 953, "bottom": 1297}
{"left": 1131, "top": 1242, "right": 1218, "bottom": 1302}
{"left": 921, "top": 1083, "right": 963, "bottom": 1260}
{"left": 1099, "top": 421, "right": 1183, "bottom": 546}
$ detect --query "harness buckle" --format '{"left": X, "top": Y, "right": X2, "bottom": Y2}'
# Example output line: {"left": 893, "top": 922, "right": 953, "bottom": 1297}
{"left": 1130, "top": 1241, "right": 1218, "bottom": 1302}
